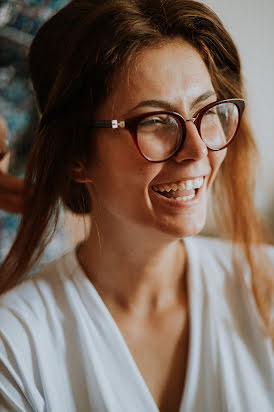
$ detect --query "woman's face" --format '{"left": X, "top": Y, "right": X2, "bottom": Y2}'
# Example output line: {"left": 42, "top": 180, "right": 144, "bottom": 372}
{"left": 86, "top": 40, "right": 227, "bottom": 238}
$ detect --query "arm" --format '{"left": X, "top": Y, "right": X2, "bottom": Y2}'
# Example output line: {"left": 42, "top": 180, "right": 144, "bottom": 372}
{"left": 0, "top": 116, "right": 25, "bottom": 214}
{"left": 0, "top": 172, "right": 25, "bottom": 214}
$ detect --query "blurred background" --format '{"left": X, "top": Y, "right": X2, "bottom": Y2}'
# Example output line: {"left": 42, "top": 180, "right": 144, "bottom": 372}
{"left": 0, "top": 0, "right": 273, "bottom": 264}
{"left": 202, "top": 0, "right": 274, "bottom": 238}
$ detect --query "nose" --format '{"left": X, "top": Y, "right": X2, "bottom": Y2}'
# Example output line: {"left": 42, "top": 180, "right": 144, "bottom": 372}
{"left": 173, "top": 119, "right": 208, "bottom": 163}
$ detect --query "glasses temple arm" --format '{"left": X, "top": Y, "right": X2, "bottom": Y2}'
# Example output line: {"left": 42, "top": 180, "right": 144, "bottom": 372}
{"left": 91, "top": 120, "right": 126, "bottom": 129}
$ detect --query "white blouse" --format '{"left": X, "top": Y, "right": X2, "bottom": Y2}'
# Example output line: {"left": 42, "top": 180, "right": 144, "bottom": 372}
{"left": 0, "top": 236, "right": 273, "bottom": 411}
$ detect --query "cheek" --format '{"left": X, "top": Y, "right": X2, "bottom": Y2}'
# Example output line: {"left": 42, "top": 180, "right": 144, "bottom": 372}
{"left": 208, "top": 149, "right": 227, "bottom": 187}
{"left": 87, "top": 135, "right": 161, "bottom": 201}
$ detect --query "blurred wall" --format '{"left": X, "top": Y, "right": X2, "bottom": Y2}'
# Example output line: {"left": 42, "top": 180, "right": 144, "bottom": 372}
{"left": 201, "top": 0, "right": 274, "bottom": 236}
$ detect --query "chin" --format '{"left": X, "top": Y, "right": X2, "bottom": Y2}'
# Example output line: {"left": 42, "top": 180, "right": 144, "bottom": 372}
{"left": 153, "top": 211, "right": 207, "bottom": 239}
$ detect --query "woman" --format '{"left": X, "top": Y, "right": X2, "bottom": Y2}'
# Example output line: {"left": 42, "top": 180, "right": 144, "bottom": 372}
{"left": 0, "top": 0, "right": 273, "bottom": 411}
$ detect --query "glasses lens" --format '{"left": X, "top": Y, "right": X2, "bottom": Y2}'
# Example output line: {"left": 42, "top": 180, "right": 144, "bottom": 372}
{"left": 200, "top": 102, "right": 239, "bottom": 150}
{"left": 137, "top": 114, "right": 182, "bottom": 161}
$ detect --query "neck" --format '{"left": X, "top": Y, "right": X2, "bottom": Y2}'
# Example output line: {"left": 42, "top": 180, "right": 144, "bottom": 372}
{"left": 77, "top": 215, "right": 187, "bottom": 317}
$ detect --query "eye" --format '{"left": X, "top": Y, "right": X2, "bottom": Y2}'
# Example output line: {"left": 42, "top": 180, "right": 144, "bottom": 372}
{"left": 204, "top": 108, "right": 218, "bottom": 116}
{"left": 139, "top": 115, "right": 169, "bottom": 127}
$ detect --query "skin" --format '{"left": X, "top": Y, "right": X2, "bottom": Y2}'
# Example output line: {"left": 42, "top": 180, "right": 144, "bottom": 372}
{"left": 77, "top": 39, "right": 227, "bottom": 409}
{"left": 0, "top": 116, "right": 25, "bottom": 214}
{"left": 0, "top": 116, "right": 8, "bottom": 171}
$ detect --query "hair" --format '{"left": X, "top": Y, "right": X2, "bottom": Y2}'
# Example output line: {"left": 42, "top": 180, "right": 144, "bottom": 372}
{"left": 0, "top": 0, "right": 273, "bottom": 337}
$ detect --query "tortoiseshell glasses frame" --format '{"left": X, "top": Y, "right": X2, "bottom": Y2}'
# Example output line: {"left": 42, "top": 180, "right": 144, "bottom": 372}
{"left": 91, "top": 98, "right": 245, "bottom": 163}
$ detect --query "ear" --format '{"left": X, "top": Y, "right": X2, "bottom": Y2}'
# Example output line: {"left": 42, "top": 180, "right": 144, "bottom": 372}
{"left": 71, "top": 161, "right": 93, "bottom": 183}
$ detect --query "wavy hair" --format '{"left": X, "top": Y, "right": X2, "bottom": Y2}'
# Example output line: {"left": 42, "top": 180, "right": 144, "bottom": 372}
{"left": 0, "top": 0, "right": 273, "bottom": 337}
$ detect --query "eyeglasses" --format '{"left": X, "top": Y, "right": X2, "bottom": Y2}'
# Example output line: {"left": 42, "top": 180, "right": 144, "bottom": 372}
{"left": 91, "top": 98, "right": 245, "bottom": 163}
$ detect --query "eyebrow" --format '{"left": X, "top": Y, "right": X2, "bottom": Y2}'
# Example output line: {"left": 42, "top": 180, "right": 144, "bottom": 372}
{"left": 190, "top": 91, "right": 217, "bottom": 110}
{"left": 125, "top": 90, "right": 217, "bottom": 116}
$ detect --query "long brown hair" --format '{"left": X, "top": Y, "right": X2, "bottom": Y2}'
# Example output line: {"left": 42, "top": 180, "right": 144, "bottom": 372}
{"left": 0, "top": 0, "right": 273, "bottom": 337}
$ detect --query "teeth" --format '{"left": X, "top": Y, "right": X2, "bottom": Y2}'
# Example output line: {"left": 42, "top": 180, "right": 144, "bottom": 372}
{"left": 178, "top": 182, "right": 186, "bottom": 190}
{"left": 185, "top": 180, "right": 193, "bottom": 190}
{"left": 153, "top": 177, "right": 204, "bottom": 193}
{"left": 193, "top": 177, "right": 203, "bottom": 189}
{"left": 163, "top": 185, "right": 172, "bottom": 192}
{"left": 158, "top": 185, "right": 166, "bottom": 192}
{"left": 176, "top": 194, "right": 195, "bottom": 201}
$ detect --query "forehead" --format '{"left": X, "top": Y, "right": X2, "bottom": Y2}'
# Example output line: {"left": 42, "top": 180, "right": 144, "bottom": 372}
{"left": 99, "top": 39, "right": 214, "bottom": 117}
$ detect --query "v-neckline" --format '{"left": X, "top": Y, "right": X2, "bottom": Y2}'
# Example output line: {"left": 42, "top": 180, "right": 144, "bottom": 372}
{"left": 68, "top": 236, "right": 201, "bottom": 412}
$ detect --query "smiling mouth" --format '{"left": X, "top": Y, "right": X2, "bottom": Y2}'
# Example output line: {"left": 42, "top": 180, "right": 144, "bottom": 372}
{"left": 152, "top": 177, "right": 204, "bottom": 201}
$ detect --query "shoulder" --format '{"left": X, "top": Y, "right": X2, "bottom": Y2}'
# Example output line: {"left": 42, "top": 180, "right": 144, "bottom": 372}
{"left": 185, "top": 235, "right": 274, "bottom": 336}
{"left": 185, "top": 236, "right": 238, "bottom": 302}
{"left": 185, "top": 235, "right": 274, "bottom": 277}
{"left": 185, "top": 237, "right": 274, "bottom": 410}
{"left": 0, "top": 249, "right": 81, "bottom": 411}
{"left": 0, "top": 250, "right": 80, "bottom": 391}
{"left": 184, "top": 236, "right": 237, "bottom": 288}
{"left": 0, "top": 250, "right": 80, "bottom": 335}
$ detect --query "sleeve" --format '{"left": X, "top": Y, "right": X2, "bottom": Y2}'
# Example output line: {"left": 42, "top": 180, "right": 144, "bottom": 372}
{"left": 0, "top": 306, "right": 44, "bottom": 412}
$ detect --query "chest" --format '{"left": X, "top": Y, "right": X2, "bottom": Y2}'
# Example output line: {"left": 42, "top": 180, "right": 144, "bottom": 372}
{"left": 116, "top": 309, "right": 189, "bottom": 412}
